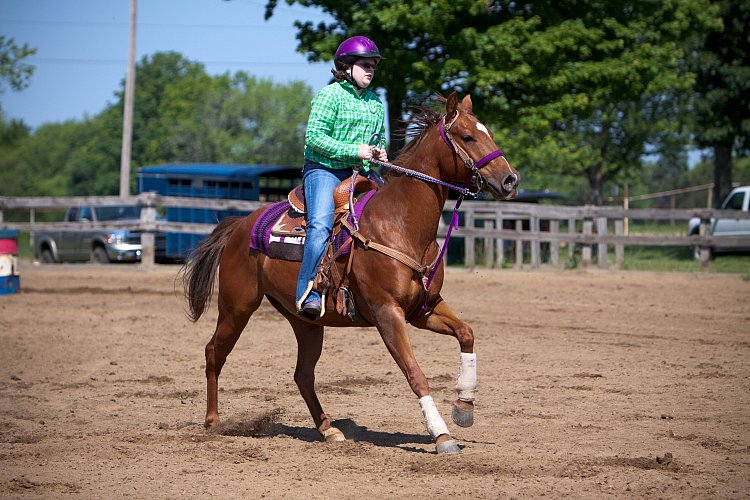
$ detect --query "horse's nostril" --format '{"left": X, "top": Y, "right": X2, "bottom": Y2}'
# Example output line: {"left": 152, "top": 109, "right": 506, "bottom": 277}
{"left": 503, "top": 173, "right": 518, "bottom": 190}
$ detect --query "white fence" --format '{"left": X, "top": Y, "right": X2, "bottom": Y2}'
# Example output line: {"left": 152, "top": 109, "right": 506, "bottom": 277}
{"left": 2, "top": 192, "right": 749, "bottom": 270}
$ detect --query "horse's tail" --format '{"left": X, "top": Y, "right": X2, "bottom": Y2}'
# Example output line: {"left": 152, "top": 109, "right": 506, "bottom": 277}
{"left": 181, "top": 216, "right": 245, "bottom": 322}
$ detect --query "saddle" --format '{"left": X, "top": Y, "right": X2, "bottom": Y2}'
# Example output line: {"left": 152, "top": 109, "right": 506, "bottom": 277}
{"left": 249, "top": 174, "right": 379, "bottom": 321}
{"left": 271, "top": 174, "right": 377, "bottom": 238}
{"left": 249, "top": 173, "right": 439, "bottom": 323}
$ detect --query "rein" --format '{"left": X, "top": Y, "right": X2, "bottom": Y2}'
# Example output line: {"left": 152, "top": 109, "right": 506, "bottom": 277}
{"left": 367, "top": 158, "right": 473, "bottom": 196}
{"left": 347, "top": 114, "right": 505, "bottom": 322}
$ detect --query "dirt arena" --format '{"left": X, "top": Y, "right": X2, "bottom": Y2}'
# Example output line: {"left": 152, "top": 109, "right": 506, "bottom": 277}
{"left": 1, "top": 264, "right": 748, "bottom": 499}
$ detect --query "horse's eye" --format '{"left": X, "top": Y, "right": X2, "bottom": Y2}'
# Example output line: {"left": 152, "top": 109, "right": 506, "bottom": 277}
{"left": 462, "top": 135, "right": 475, "bottom": 143}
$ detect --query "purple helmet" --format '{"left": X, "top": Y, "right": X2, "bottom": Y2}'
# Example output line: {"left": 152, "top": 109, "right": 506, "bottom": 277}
{"left": 334, "top": 36, "right": 383, "bottom": 64}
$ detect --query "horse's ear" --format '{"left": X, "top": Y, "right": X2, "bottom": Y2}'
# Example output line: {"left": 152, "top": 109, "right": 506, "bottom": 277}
{"left": 445, "top": 92, "right": 459, "bottom": 121}
{"left": 460, "top": 94, "right": 473, "bottom": 113}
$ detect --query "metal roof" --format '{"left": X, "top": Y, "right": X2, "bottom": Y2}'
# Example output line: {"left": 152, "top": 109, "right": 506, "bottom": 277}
{"left": 137, "top": 163, "right": 299, "bottom": 178}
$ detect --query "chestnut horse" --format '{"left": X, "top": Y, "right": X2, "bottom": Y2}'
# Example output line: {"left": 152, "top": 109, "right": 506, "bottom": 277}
{"left": 182, "top": 92, "right": 519, "bottom": 454}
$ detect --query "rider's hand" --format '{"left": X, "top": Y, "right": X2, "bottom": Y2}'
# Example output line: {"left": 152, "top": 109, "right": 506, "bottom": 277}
{"left": 372, "top": 147, "right": 388, "bottom": 162}
{"left": 359, "top": 144, "right": 388, "bottom": 162}
{"left": 358, "top": 144, "right": 373, "bottom": 160}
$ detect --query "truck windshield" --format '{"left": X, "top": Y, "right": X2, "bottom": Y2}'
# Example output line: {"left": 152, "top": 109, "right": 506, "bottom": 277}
{"left": 96, "top": 206, "right": 141, "bottom": 221}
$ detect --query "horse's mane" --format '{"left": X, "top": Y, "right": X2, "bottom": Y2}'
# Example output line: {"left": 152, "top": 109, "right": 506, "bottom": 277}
{"left": 386, "top": 99, "right": 446, "bottom": 177}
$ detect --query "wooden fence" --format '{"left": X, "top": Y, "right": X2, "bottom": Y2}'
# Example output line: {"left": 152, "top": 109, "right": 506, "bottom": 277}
{"left": 1, "top": 192, "right": 749, "bottom": 271}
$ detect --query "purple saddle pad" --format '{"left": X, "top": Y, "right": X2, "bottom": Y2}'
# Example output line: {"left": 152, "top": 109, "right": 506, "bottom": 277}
{"left": 248, "top": 190, "right": 377, "bottom": 262}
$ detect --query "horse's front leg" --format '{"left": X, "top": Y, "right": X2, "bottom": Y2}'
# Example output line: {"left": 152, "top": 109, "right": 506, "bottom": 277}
{"left": 374, "top": 306, "right": 461, "bottom": 454}
{"left": 411, "top": 298, "right": 477, "bottom": 428}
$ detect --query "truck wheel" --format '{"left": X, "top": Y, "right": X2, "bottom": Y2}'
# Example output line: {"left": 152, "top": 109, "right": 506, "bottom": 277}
{"left": 40, "top": 248, "right": 56, "bottom": 263}
{"left": 91, "top": 246, "right": 110, "bottom": 264}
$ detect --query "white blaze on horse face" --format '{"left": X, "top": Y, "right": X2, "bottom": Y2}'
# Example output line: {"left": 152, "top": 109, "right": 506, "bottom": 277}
{"left": 475, "top": 122, "right": 491, "bottom": 138}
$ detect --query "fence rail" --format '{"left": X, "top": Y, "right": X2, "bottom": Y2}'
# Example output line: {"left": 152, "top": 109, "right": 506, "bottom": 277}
{"left": 2, "top": 193, "right": 749, "bottom": 270}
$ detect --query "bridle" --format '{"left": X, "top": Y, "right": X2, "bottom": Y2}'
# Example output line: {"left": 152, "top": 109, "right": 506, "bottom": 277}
{"left": 437, "top": 113, "right": 505, "bottom": 195}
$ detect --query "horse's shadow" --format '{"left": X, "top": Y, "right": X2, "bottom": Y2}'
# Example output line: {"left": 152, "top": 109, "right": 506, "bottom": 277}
{"left": 219, "top": 416, "right": 435, "bottom": 453}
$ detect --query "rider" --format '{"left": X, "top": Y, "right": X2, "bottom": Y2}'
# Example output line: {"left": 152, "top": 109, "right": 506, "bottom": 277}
{"left": 296, "top": 35, "right": 388, "bottom": 318}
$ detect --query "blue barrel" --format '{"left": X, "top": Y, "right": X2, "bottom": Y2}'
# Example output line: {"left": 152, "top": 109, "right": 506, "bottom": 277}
{"left": 0, "top": 229, "right": 20, "bottom": 295}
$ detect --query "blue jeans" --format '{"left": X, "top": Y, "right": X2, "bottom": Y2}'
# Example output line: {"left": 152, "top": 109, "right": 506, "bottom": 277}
{"left": 296, "top": 163, "right": 353, "bottom": 307}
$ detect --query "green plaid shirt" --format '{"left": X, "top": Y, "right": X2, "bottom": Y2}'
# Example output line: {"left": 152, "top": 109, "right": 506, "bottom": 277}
{"left": 304, "top": 80, "right": 386, "bottom": 171}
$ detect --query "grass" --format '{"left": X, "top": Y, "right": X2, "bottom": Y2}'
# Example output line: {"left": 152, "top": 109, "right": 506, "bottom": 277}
{"left": 462, "top": 236, "right": 750, "bottom": 276}
{"left": 618, "top": 245, "right": 750, "bottom": 275}
{"left": 619, "top": 221, "right": 750, "bottom": 275}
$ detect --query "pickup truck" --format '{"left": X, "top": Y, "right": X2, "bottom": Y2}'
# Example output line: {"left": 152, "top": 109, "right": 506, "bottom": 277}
{"left": 34, "top": 205, "right": 160, "bottom": 264}
{"left": 688, "top": 185, "right": 750, "bottom": 259}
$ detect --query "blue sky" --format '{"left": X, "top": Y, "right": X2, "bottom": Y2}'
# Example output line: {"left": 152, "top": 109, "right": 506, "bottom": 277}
{"left": 1, "top": 0, "right": 334, "bottom": 129}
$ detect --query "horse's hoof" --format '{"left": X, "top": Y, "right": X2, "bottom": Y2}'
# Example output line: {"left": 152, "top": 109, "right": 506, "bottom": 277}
{"left": 321, "top": 427, "right": 346, "bottom": 443}
{"left": 204, "top": 415, "right": 220, "bottom": 429}
{"left": 436, "top": 439, "right": 462, "bottom": 455}
{"left": 452, "top": 403, "right": 474, "bottom": 428}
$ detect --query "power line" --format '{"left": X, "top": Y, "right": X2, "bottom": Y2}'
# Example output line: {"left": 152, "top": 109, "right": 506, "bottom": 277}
{"left": 27, "top": 56, "right": 325, "bottom": 67}
{"left": 0, "top": 18, "right": 297, "bottom": 30}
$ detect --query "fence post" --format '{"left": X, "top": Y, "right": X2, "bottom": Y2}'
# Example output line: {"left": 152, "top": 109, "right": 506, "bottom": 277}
{"left": 29, "top": 208, "right": 36, "bottom": 258}
{"left": 530, "top": 216, "right": 540, "bottom": 268}
{"left": 568, "top": 217, "right": 576, "bottom": 261}
{"left": 496, "top": 214, "right": 505, "bottom": 267}
{"left": 623, "top": 186, "right": 629, "bottom": 236}
{"left": 550, "top": 220, "right": 560, "bottom": 268}
{"left": 582, "top": 218, "right": 593, "bottom": 267}
{"left": 597, "top": 217, "right": 608, "bottom": 269}
{"left": 515, "top": 219, "right": 523, "bottom": 268}
{"left": 139, "top": 206, "right": 157, "bottom": 269}
{"left": 699, "top": 218, "right": 711, "bottom": 272}
{"left": 483, "top": 218, "right": 493, "bottom": 267}
{"left": 614, "top": 219, "right": 624, "bottom": 268}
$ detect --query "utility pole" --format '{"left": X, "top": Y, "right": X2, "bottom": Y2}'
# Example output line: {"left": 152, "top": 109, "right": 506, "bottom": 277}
{"left": 120, "top": 0, "right": 137, "bottom": 197}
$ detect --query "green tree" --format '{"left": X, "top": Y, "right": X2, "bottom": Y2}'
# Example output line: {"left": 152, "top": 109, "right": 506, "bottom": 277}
{"left": 0, "top": 111, "right": 31, "bottom": 195}
{"left": 109, "top": 52, "right": 312, "bottom": 180}
{"left": 266, "top": 0, "right": 716, "bottom": 203}
{"left": 165, "top": 73, "right": 312, "bottom": 165}
{"left": 113, "top": 51, "right": 216, "bottom": 167}
{"left": 690, "top": 0, "right": 750, "bottom": 207}
{"left": 0, "top": 36, "right": 36, "bottom": 96}
{"left": 4, "top": 120, "right": 85, "bottom": 196}
{"left": 1, "top": 51, "right": 313, "bottom": 196}
{"left": 64, "top": 109, "right": 124, "bottom": 195}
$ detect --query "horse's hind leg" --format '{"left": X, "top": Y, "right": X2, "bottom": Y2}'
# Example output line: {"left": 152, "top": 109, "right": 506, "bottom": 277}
{"left": 204, "top": 290, "right": 261, "bottom": 428}
{"left": 286, "top": 316, "right": 345, "bottom": 442}
{"left": 411, "top": 298, "right": 476, "bottom": 428}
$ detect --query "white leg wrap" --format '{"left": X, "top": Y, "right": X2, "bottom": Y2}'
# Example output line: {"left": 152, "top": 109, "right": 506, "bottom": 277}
{"left": 456, "top": 352, "right": 477, "bottom": 402}
{"left": 419, "top": 395, "right": 450, "bottom": 439}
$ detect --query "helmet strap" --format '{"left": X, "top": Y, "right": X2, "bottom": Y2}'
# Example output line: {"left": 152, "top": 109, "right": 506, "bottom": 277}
{"left": 345, "top": 68, "right": 364, "bottom": 91}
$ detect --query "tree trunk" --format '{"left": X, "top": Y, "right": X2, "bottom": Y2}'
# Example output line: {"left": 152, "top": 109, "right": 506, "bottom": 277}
{"left": 713, "top": 142, "right": 733, "bottom": 208}
{"left": 588, "top": 163, "right": 604, "bottom": 205}
{"left": 386, "top": 92, "right": 405, "bottom": 156}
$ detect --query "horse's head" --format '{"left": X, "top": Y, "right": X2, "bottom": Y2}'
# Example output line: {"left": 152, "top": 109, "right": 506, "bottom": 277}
{"left": 439, "top": 92, "right": 519, "bottom": 200}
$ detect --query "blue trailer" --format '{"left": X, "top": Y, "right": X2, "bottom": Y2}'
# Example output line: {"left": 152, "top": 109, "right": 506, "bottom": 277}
{"left": 137, "top": 163, "right": 302, "bottom": 261}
